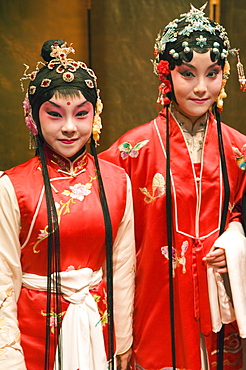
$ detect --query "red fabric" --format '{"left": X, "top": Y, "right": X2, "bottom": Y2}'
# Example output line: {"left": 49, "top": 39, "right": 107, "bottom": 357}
{"left": 100, "top": 111, "right": 246, "bottom": 369}
{"left": 6, "top": 147, "right": 127, "bottom": 370}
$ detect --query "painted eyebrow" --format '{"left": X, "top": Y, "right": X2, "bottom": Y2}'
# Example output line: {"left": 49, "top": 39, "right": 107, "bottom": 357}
{"left": 47, "top": 100, "right": 89, "bottom": 108}
{"left": 181, "top": 62, "right": 220, "bottom": 69}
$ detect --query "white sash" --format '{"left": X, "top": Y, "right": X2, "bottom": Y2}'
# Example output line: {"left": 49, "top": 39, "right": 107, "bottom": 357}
{"left": 22, "top": 268, "right": 108, "bottom": 370}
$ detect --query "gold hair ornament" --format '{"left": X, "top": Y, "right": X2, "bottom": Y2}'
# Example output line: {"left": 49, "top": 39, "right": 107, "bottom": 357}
{"left": 216, "top": 60, "right": 230, "bottom": 112}
{"left": 20, "top": 42, "right": 103, "bottom": 143}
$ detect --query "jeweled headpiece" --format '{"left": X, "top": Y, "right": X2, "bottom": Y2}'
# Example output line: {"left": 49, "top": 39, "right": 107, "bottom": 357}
{"left": 152, "top": 3, "right": 246, "bottom": 110}
{"left": 20, "top": 40, "right": 103, "bottom": 142}
{"left": 153, "top": 3, "right": 231, "bottom": 64}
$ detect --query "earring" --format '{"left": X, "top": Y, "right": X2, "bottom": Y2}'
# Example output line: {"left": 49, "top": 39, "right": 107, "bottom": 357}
{"left": 236, "top": 50, "right": 246, "bottom": 92}
{"left": 92, "top": 93, "right": 103, "bottom": 142}
{"left": 216, "top": 60, "right": 230, "bottom": 111}
{"left": 29, "top": 132, "right": 37, "bottom": 150}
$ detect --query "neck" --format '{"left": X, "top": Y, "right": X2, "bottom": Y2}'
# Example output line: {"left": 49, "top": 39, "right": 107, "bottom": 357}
{"left": 171, "top": 105, "right": 208, "bottom": 132}
{"left": 68, "top": 146, "right": 86, "bottom": 162}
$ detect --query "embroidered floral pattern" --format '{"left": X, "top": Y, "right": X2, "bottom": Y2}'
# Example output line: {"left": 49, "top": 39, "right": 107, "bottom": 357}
{"left": 93, "top": 288, "right": 108, "bottom": 327}
{"left": 161, "top": 241, "right": 188, "bottom": 277}
{"left": 41, "top": 310, "right": 66, "bottom": 334}
{"left": 52, "top": 154, "right": 70, "bottom": 172}
{"left": 51, "top": 154, "right": 87, "bottom": 174}
{"left": 0, "top": 327, "right": 20, "bottom": 360}
{"left": 0, "top": 287, "right": 12, "bottom": 310}
{"left": 118, "top": 140, "right": 149, "bottom": 159}
{"left": 228, "top": 202, "right": 235, "bottom": 213}
{"left": 0, "top": 287, "right": 20, "bottom": 360}
{"left": 211, "top": 331, "right": 242, "bottom": 366}
{"left": 75, "top": 157, "right": 87, "bottom": 172}
{"left": 232, "top": 144, "right": 246, "bottom": 170}
{"left": 0, "top": 317, "right": 8, "bottom": 337}
{"left": 140, "top": 173, "right": 165, "bottom": 203}
{"left": 62, "top": 183, "right": 91, "bottom": 201}
{"left": 33, "top": 176, "right": 96, "bottom": 253}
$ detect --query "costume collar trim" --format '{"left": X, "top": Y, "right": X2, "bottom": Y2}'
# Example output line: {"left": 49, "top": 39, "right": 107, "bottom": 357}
{"left": 170, "top": 106, "right": 207, "bottom": 134}
{"left": 44, "top": 144, "right": 88, "bottom": 177}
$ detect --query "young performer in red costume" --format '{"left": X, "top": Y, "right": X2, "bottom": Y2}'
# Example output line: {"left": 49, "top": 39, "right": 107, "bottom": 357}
{"left": 100, "top": 4, "right": 246, "bottom": 369}
{"left": 0, "top": 39, "right": 135, "bottom": 370}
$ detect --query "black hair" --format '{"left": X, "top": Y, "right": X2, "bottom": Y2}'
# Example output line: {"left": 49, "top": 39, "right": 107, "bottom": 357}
{"left": 159, "top": 19, "right": 227, "bottom": 68}
{"left": 159, "top": 19, "right": 227, "bottom": 104}
{"left": 29, "top": 39, "right": 97, "bottom": 127}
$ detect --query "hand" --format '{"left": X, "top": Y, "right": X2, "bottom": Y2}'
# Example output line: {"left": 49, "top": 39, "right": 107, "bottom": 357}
{"left": 116, "top": 347, "right": 132, "bottom": 370}
{"left": 202, "top": 247, "right": 227, "bottom": 273}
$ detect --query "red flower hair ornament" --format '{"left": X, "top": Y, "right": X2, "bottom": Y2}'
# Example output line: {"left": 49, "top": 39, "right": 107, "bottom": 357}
{"left": 156, "top": 60, "right": 172, "bottom": 106}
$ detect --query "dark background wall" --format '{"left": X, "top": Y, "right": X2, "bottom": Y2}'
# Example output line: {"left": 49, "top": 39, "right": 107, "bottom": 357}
{"left": 1, "top": 0, "right": 246, "bottom": 169}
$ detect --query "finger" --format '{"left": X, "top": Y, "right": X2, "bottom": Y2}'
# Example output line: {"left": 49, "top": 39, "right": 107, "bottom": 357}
{"left": 206, "top": 250, "right": 224, "bottom": 258}
{"left": 217, "top": 266, "right": 228, "bottom": 273}
{"left": 204, "top": 257, "right": 226, "bottom": 265}
{"left": 207, "top": 260, "right": 227, "bottom": 268}
{"left": 211, "top": 255, "right": 225, "bottom": 262}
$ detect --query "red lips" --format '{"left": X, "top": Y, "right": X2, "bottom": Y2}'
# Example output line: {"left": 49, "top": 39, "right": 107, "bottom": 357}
{"left": 59, "top": 139, "right": 77, "bottom": 144}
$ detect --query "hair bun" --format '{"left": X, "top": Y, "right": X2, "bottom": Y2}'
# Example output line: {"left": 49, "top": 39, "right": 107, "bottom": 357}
{"left": 41, "top": 39, "right": 65, "bottom": 62}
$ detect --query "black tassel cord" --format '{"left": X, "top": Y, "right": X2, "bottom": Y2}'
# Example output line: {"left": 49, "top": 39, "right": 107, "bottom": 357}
{"left": 87, "top": 6, "right": 115, "bottom": 367}
{"left": 37, "top": 136, "right": 62, "bottom": 370}
{"left": 90, "top": 139, "right": 115, "bottom": 369}
{"left": 165, "top": 106, "right": 176, "bottom": 369}
{"left": 214, "top": 105, "right": 231, "bottom": 370}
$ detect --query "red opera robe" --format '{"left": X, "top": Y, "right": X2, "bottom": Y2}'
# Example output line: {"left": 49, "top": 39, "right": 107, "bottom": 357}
{"left": 100, "top": 110, "right": 246, "bottom": 370}
{"left": 0, "top": 146, "right": 135, "bottom": 370}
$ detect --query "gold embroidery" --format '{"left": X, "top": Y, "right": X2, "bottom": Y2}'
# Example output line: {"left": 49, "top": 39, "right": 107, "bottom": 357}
{"left": 140, "top": 173, "right": 165, "bottom": 203}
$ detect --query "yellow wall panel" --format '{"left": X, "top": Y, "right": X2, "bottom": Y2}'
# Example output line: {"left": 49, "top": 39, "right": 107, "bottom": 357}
{"left": 0, "top": 0, "right": 89, "bottom": 169}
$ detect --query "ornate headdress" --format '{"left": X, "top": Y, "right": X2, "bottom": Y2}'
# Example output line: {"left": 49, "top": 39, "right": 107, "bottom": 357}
{"left": 152, "top": 3, "right": 246, "bottom": 110}
{"left": 20, "top": 40, "right": 103, "bottom": 143}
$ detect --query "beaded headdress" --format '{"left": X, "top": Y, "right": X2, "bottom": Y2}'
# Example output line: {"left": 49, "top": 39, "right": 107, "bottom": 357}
{"left": 20, "top": 40, "right": 103, "bottom": 143}
{"left": 153, "top": 3, "right": 246, "bottom": 110}
{"left": 153, "top": 3, "right": 230, "bottom": 61}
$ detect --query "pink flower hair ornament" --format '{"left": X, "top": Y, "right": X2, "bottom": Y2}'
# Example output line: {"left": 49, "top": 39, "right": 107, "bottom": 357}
{"left": 23, "top": 93, "right": 38, "bottom": 136}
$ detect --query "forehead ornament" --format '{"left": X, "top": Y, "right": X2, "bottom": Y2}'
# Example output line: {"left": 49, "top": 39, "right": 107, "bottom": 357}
{"left": 196, "top": 35, "right": 207, "bottom": 48}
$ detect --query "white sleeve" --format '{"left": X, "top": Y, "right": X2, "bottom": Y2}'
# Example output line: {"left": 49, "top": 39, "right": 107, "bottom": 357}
{"left": 112, "top": 174, "right": 135, "bottom": 354}
{"left": 207, "top": 222, "right": 246, "bottom": 338}
{"left": 0, "top": 175, "right": 27, "bottom": 369}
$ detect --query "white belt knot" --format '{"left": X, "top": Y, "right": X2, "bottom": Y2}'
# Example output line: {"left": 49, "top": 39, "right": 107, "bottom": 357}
{"left": 22, "top": 268, "right": 107, "bottom": 370}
